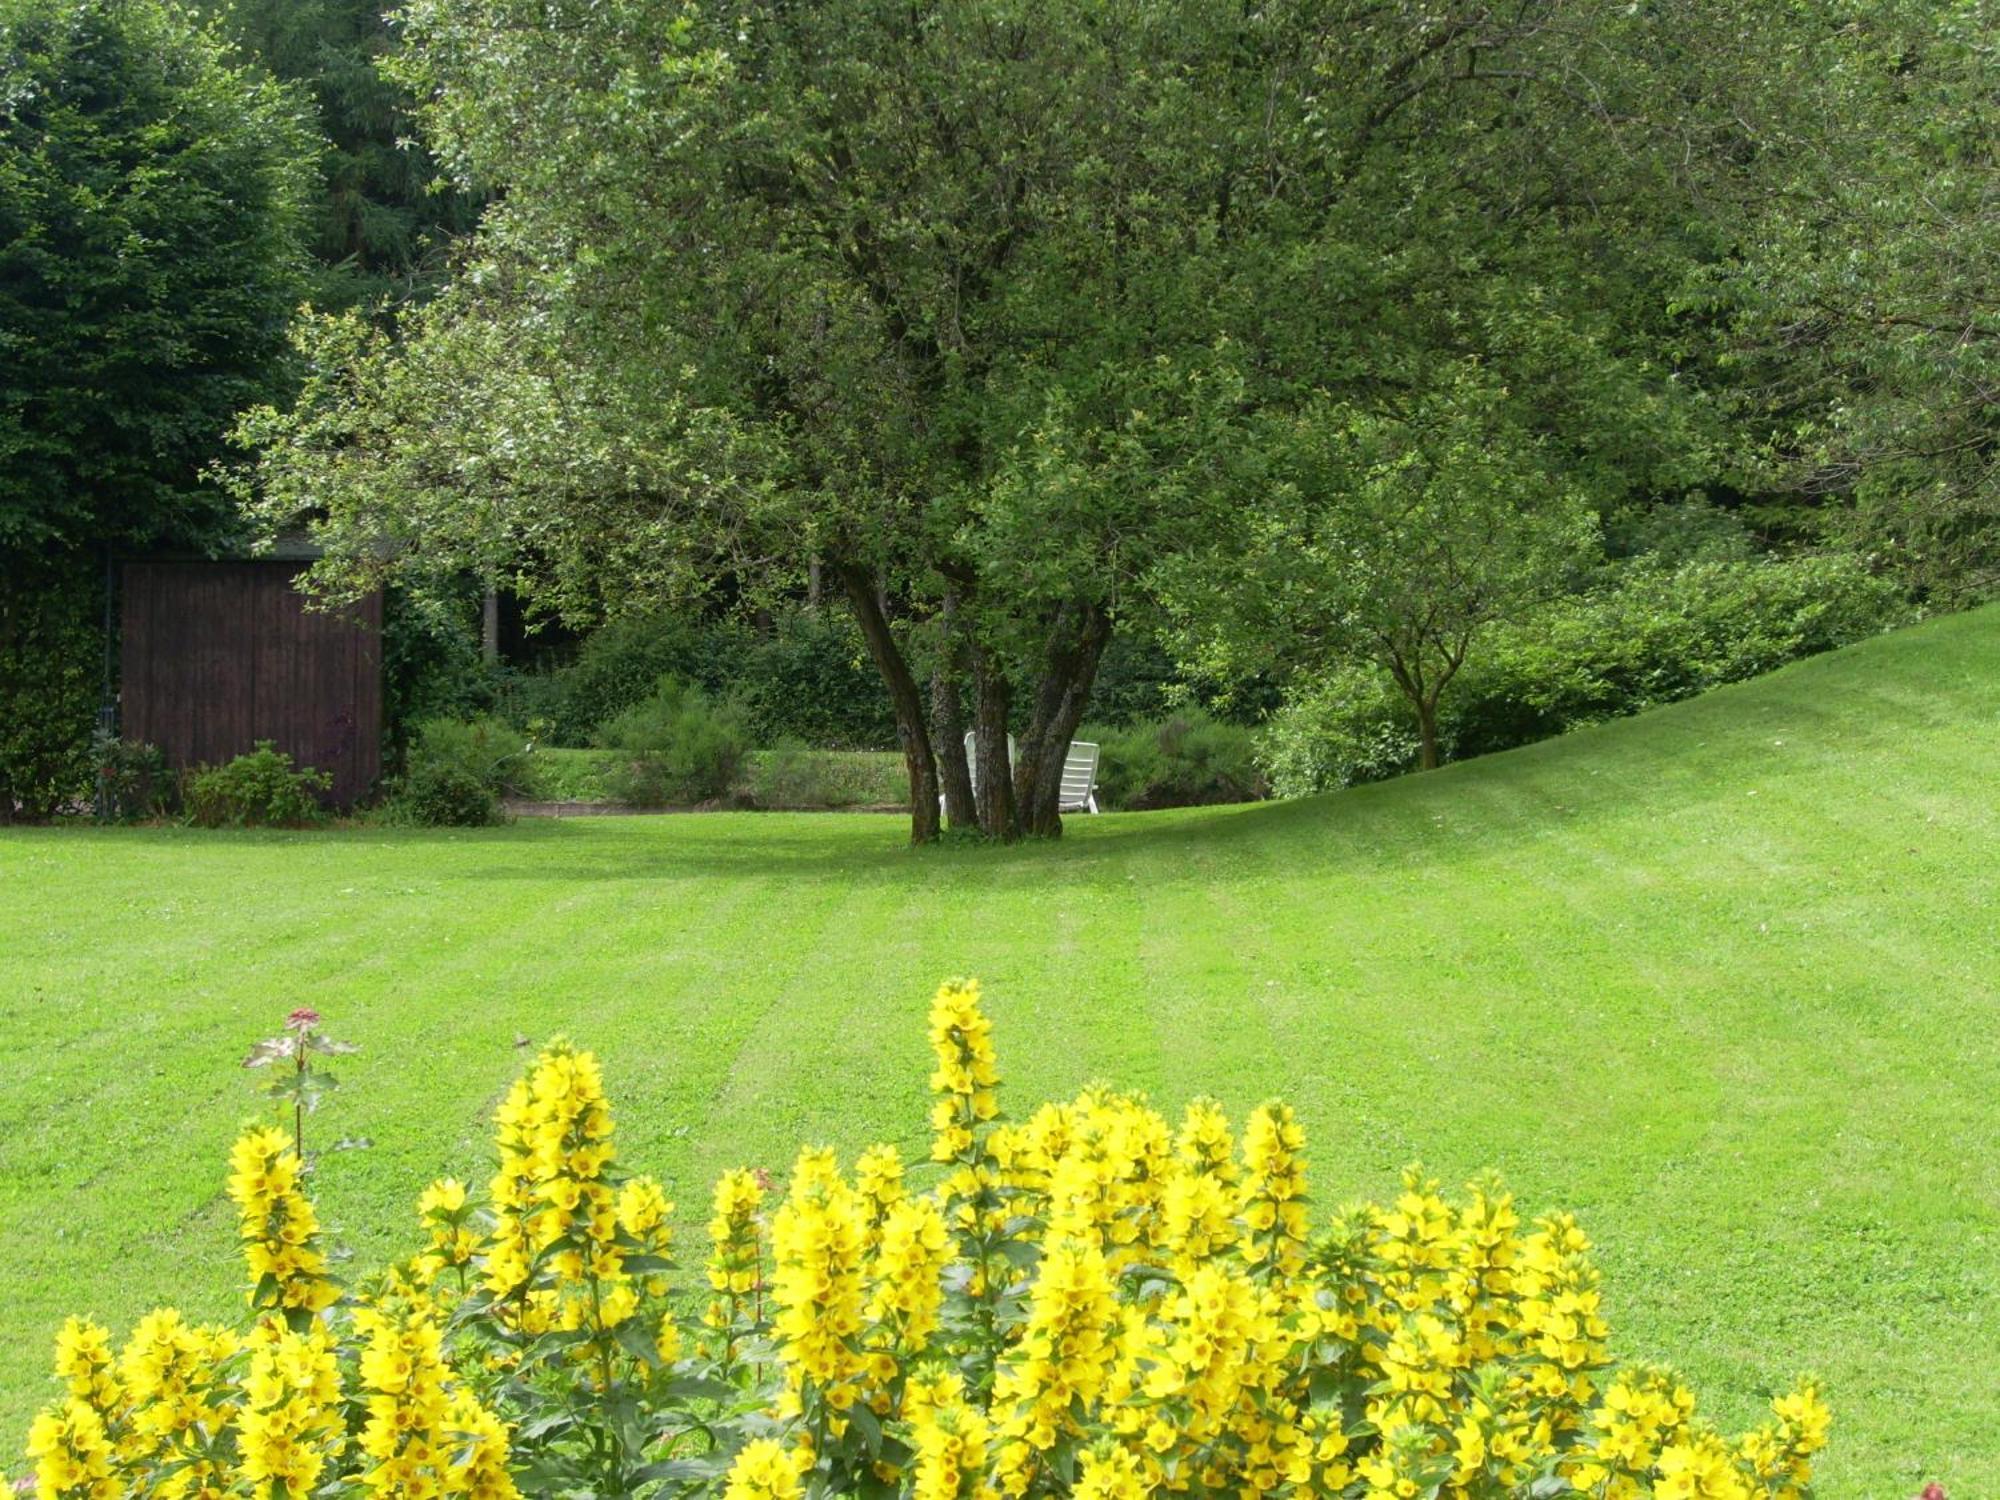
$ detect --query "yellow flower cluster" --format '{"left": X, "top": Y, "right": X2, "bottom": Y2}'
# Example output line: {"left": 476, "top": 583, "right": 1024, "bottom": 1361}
{"left": 722, "top": 1436, "right": 807, "bottom": 1500}
{"left": 481, "top": 1041, "right": 676, "bottom": 1372}
{"left": 413, "top": 1177, "right": 479, "bottom": 1286}
{"left": 226, "top": 1126, "right": 339, "bottom": 1317}
{"left": 703, "top": 1167, "right": 767, "bottom": 1364}
{"left": 769, "top": 1146, "right": 869, "bottom": 1418}
{"left": 354, "top": 1277, "right": 518, "bottom": 1499}
{"left": 23, "top": 1399, "right": 113, "bottom": 1500}
{"left": 720, "top": 978, "right": 1833, "bottom": 1500}
{"left": 236, "top": 1323, "right": 343, "bottom": 1497}
{"left": 24, "top": 984, "right": 1832, "bottom": 1500}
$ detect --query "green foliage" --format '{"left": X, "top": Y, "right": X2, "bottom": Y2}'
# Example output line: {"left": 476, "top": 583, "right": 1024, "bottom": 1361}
{"left": 748, "top": 741, "right": 904, "bottom": 809}
{"left": 196, "top": 0, "right": 481, "bottom": 312}
{"left": 597, "top": 677, "right": 752, "bottom": 807}
{"left": 243, "top": 0, "right": 1761, "bottom": 841}
{"left": 0, "top": 558, "right": 100, "bottom": 821}
{"left": 730, "top": 612, "right": 897, "bottom": 752}
{"left": 1086, "top": 711, "right": 1266, "bottom": 811}
{"left": 384, "top": 716, "right": 529, "bottom": 826}
{"left": 0, "top": 0, "right": 312, "bottom": 555}
{"left": 380, "top": 585, "right": 496, "bottom": 767}
{"left": 502, "top": 609, "right": 895, "bottom": 752}
{"left": 1261, "top": 554, "right": 1912, "bottom": 796}
{"left": 92, "top": 736, "right": 169, "bottom": 822}
{"left": 1166, "top": 369, "right": 1600, "bottom": 769}
{"left": 520, "top": 746, "right": 612, "bottom": 803}
{"left": 184, "top": 742, "right": 331, "bottom": 827}
{"left": 519, "top": 613, "right": 714, "bottom": 747}
{"left": 1685, "top": 1, "right": 2000, "bottom": 603}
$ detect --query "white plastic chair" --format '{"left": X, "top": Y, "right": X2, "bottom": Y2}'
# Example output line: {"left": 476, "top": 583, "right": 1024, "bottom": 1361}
{"left": 943, "top": 732, "right": 1100, "bottom": 814}
{"left": 1059, "top": 740, "right": 1100, "bottom": 814}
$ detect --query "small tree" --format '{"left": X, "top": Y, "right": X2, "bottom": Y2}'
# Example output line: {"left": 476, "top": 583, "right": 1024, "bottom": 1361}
{"left": 1167, "top": 369, "right": 1596, "bottom": 770}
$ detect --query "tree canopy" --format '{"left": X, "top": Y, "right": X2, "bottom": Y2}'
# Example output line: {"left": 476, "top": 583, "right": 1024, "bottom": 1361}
{"left": 0, "top": 0, "right": 314, "bottom": 555}
{"left": 237, "top": 0, "right": 1991, "bottom": 840}
{"left": 195, "top": 0, "right": 480, "bottom": 312}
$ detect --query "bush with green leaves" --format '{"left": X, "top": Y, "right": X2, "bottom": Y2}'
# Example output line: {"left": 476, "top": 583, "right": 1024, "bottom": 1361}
{"left": 746, "top": 740, "right": 903, "bottom": 809}
{"left": 598, "top": 677, "right": 752, "bottom": 807}
{"left": 1086, "top": 710, "right": 1267, "bottom": 810}
{"left": 1261, "top": 553, "right": 1911, "bottom": 795}
{"left": 184, "top": 742, "right": 330, "bottom": 827}
{"left": 0, "top": 560, "right": 100, "bottom": 821}
{"left": 93, "top": 736, "right": 169, "bottom": 821}
{"left": 385, "top": 717, "right": 532, "bottom": 826}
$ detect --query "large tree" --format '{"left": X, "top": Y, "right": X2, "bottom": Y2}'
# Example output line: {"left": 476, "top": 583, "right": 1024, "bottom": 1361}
{"left": 194, "top": 0, "right": 480, "bottom": 311}
{"left": 0, "top": 0, "right": 314, "bottom": 817}
{"left": 242, "top": 0, "right": 1758, "bottom": 842}
{"left": 1688, "top": 1, "right": 2000, "bottom": 603}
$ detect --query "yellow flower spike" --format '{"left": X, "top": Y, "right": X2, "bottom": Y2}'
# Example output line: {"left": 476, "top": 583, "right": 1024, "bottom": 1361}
{"left": 722, "top": 1436, "right": 807, "bottom": 1500}
{"left": 911, "top": 1399, "right": 996, "bottom": 1500}
{"left": 225, "top": 1128, "right": 338, "bottom": 1320}
{"left": 1239, "top": 1100, "right": 1309, "bottom": 1279}
{"left": 769, "top": 1147, "right": 869, "bottom": 1416}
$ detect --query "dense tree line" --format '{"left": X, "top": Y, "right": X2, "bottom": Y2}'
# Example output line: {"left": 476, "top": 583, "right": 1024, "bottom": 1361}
{"left": 3, "top": 0, "right": 1991, "bottom": 832}
{"left": 0, "top": 0, "right": 468, "bottom": 817}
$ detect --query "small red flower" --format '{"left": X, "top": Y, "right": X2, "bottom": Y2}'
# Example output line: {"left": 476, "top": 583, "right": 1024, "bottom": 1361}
{"left": 285, "top": 1007, "right": 322, "bottom": 1032}
{"left": 1920, "top": 1484, "right": 1948, "bottom": 1500}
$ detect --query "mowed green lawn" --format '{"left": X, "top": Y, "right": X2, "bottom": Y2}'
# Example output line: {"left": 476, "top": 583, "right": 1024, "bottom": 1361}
{"left": 4, "top": 609, "right": 1998, "bottom": 1496}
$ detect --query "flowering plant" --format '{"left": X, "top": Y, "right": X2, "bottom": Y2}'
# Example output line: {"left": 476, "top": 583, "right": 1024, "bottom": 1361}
{"left": 19, "top": 981, "right": 1828, "bottom": 1499}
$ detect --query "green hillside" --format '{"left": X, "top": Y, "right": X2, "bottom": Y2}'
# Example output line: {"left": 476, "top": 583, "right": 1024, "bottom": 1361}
{"left": 3, "top": 606, "right": 1996, "bottom": 1495}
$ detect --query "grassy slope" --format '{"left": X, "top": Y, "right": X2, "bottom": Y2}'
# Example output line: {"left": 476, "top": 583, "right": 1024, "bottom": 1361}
{"left": 3, "top": 607, "right": 1997, "bottom": 1496}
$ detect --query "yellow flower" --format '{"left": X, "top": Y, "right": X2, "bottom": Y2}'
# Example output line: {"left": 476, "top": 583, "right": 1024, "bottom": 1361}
{"left": 769, "top": 1147, "right": 868, "bottom": 1413}
{"left": 1238, "top": 1101, "right": 1308, "bottom": 1278}
{"left": 703, "top": 1167, "right": 767, "bottom": 1360}
{"left": 928, "top": 979, "right": 999, "bottom": 1163}
{"left": 236, "top": 1324, "right": 343, "bottom": 1498}
{"left": 25, "top": 1398, "right": 114, "bottom": 1500}
{"left": 51, "top": 1318, "right": 120, "bottom": 1413}
{"left": 1073, "top": 1442, "right": 1148, "bottom": 1500}
{"left": 1656, "top": 1430, "right": 1755, "bottom": 1500}
{"left": 226, "top": 1128, "right": 338, "bottom": 1317}
{"left": 992, "top": 1237, "right": 1121, "bottom": 1491}
{"left": 911, "top": 1399, "right": 995, "bottom": 1500}
{"left": 722, "top": 1436, "right": 806, "bottom": 1500}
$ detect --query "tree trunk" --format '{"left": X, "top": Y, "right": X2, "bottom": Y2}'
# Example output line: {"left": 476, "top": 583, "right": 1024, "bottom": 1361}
{"left": 970, "top": 641, "right": 1016, "bottom": 840}
{"left": 1415, "top": 701, "right": 1439, "bottom": 771}
{"left": 933, "top": 596, "right": 977, "bottom": 829}
{"left": 1013, "top": 601, "right": 1113, "bottom": 837}
{"left": 838, "top": 564, "right": 940, "bottom": 843}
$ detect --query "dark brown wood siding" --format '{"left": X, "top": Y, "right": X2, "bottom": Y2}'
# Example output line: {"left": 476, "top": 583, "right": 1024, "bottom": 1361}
{"left": 120, "top": 562, "right": 382, "bottom": 807}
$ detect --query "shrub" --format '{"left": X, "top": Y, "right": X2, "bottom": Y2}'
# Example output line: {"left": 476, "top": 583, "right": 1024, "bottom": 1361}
{"left": 1262, "top": 553, "right": 1912, "bottom": 795}
{"left": 747, "top": 740, "right": 907, "bottom": 808}
{"left": 19, "top": 980, "right": 1834, "bottom": 1500}
{"left": 386, "top": 717, "right": 532, "bottom": 826}
{"left": 1257, "top": 667, "right": 1420, "bottom": 799}
{"left": 522, "top": 746, "right": 614, "bottom": 803}
{"left": 93, "top": 735, "right": 169, "bottom": 821}
{"left": 598, "top": 676, "right": 752, "bottom": 806}
{"left": 184, "top": 742, "right": 330, "bottom": 827}
{"left": 1087, "top": 710, "right": 1267, "bottom": 809}
{"left": 381, "top": 585, "right": 500, "bottom": 769}
{"left": 533, "top": 612, "right": 716, "bottom": 747}
{"left": 731, "top": 611, "right": 898, "bottom": 750}
{"left": 497, "top": 609, "right": 898, "bottom": 751}
{"left": 0, "top": 559, "right": 100, "bottom": 821}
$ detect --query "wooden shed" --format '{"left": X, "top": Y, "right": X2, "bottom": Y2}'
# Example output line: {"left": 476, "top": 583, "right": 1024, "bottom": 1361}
{"left": 119, "top": 559, "right": 383, "bottom": 807}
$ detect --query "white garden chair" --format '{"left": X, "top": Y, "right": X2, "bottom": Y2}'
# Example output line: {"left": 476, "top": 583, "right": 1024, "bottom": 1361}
{"left": 1058, "top": 740, "right": 1101, "bottom": 814}
{"left": 946, "top": 731, "right": 1100, "bottom": 815}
